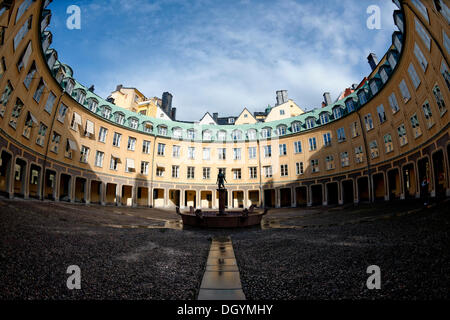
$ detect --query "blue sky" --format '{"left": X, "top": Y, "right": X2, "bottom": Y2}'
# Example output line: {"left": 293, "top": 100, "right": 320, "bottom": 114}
{"left": 48, "top": 0, "right": 397, "bottom": 121}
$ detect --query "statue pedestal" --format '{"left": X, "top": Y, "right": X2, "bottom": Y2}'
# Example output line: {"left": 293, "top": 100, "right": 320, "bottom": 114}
{"left": 217, "top": 189, "right": 227, "bottom": 215}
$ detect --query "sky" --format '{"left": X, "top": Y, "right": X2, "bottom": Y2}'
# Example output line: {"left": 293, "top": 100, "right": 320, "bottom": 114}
{"left": 48, "top": 0, "right": 398, "bottom": 121}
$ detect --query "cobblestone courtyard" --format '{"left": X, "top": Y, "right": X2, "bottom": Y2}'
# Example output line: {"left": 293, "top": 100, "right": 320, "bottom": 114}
{"left": 0, "top": 198, "right": 449, "bottom": 300}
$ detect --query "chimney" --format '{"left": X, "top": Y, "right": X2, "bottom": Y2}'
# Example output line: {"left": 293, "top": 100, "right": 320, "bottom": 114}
{"left": 323, "top": 92, "right": 332, "bottom": 106}
{"left": 115, "top": 84, "right": 123, "bottom": 92}
{"left": 213, "top": 113, "right": 218, "bottom": 121}
{"left": 367, "top": 53, "right": 379, "bottom": 71}
{"left": 321, "top": 102, "right": 326, "bottom": 108}
{"left": 106, "top": 97, "right": 115, "bottom": 104}
{"left": 276, "top": 90, "right": 288, "bottom": 105}
{"left": 161, "top": 92, "right": 173, "bottom": 114}
{"left": 351, "top": 83, "right": 359, "bottom": 90}
{"left": 88, "top": 85, "right": 95, "bottom": 92}
{"left": 171, "top": 108, "right": 176, "bottom": 120}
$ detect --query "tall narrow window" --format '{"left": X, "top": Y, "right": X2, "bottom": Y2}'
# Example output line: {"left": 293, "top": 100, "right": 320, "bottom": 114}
{"left": 408, "top": 63, "right": 421, "bottom": 89}
{"left": 33, "top": 79, "right": 45, "bottom": 103}
{"left": 422, "top": 101, "right": 434, "bottom": 128}
{"left": 414, "top": 43, "right": 428, "bottom": 72}
{"left": 44, "top": 91, "right": 55, "bottom": 114}
{"left": 9, "top": 98, "right": 24, "bottom": 129}
{"left": 36, "top": 123, "right": 47, "bottom": 147}
{"left": 397, "top": 124, "right": 408, "bottom": 146}
{"left": 369, "top": 141, "right": 379, "bottom": 159}
{"left": 415, "top": 18, "right": 431, "bottom": 50}
{"left": 13, "top": 16, "right": 32, "bottom": 50}
{"left": 388, "top": 92, "right": 400, "bottom": 113}
{"left": 364, "top": 114, "right": 373, "bottom": 131}
{"left": 17, "top": 42, "right": 32, "bottom": 72}
{"left": 0, "top": 81, "right": 13, "bottom": 117}
{"left": 433, "top": 84, "right": 447, "bottom": 116}
{"left": 399, "top": 79, "right": 411, "bottom": 103}
{"left": 23, "top": 63, "right": 36, "bottom": 89}
{"left": 410, "top": 114, "right": 422, "bottom": 138}
{"left": 377, "top": 105, "right": 386, "bottom": 123}
{"left": 384, "top": 134, "right": 393, "bottom": 153}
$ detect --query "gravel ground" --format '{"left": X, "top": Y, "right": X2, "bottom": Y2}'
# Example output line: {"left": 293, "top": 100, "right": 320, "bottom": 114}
{"left": 0, "top": 198, "right": 449, "bottom": 300}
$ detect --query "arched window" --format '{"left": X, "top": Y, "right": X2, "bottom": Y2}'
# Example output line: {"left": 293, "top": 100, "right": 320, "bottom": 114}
{"left": 143, "top": 121, "right": 153, "bottom": 133}
{"left": 345, "top": 98, "right": 355, "bottom": 112}
{"left": 157, "top": 125, "right": 168, "bottom": 136}
{"left": 187, "top": 129, "right": 196, "bottom": 140}
{"left": 87, "top": 98, "right": 98, "bottom": 112}
{"left": 202, "top": 130, "right": 212, "bottom": 141}
{"left": 76, "top": 89, "right": 86, "bottom": 105}
{"left": 261, "top": 127, "right": 271, "bottom": 138}
{"left": 128, "top": 117, "right": 138, "bottom": 129}
{"left": 101, "top": 106, "right": 111, "bottom": 119}
{"left": 217, "top": 130, "right": 227, "bottom": 141}
{"left": 114, "top": 112, "right": 125, "bottom": 125}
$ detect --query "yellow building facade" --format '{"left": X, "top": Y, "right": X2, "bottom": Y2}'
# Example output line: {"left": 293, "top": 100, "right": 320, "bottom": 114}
{"left": 0, "top": 0, "right": 448, "bottom": 210}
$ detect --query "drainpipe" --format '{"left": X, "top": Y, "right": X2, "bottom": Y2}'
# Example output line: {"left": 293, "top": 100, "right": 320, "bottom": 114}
{"left": 40, "top": 90, "right": 64, "bottom": 201}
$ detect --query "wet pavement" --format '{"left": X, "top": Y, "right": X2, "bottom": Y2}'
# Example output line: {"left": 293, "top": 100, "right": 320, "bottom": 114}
{"left": 0, "top": 197, "right": 449, "bottom": 299}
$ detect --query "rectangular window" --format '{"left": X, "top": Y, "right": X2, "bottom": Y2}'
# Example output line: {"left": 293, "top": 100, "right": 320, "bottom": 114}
{"left": 337, "top": 128, "right": 346, "bottom": 142}
{"left": 57, "top": 103, "right": 68, "bottom": 123}
{"left": 326, "top": 155, "right": 334, "bottom": 170}
{"left": 369, "top": 141, "right": 379, "bottom": 159}
{"left": 172, "top": 145, "right": 180, "bottom": 158}
{"left": 323, "top": 133, "right": 331, "bottom": 146}
{"left": 36, "top": 122, "right": 47, "bottom": 146}
{"left": 433, "top": 84, "right": 447, "bottom": 116}
{"left": 172, "top": 165, "right": 179, "bottom": 178}
{"left": 248, "top": 147, "right": 257, "bottom": 159}
{"left": 233, "top": 148, "right": 242, "bottom": 160}
{"left": 384, "top": 134, "right": 393, "bottom": 153}
{"left": 399, "top": 79, "right": 411, "bottom": 103}
{"left": 412, "top": 0, "right": 429, "bottom": 23}
{"left": 249, "top": 167, "right": 257, "bottom": 179}
{"left": 350, "top": 122, "right": 359, "bottom": 138}
{"left": 203, "top": 167, "right": 211, "bottom": 180}
{"left": 397, "top": 124, "right": 408, "bottom": 146}
{"left": 311, "top": 159, "right": 319, "bottom": 173}
{"left": 80, "top": 146, "right": 90, "bottom": 163}
{"left": 233, "top": 168, "right": 242, "bottom": 180}
{"left": 156, "top": 167, "right": 165, "bottom": 177}
{"left": 95, "top": 151, "right": 104, "bottom": 167}
{"left": 22, "top": 111, "right": 35, "bottom": 138}
{"left": 280, "top": 164, "right": 288, "bottom": 177}
{"left": 264, "top": 145, "right": 272, "bottom": 158}
{"left": 388, "top": 92, "right": 400, "bottom": 113}
{"left": 50, "top": 132, "right": 61, "bottom": 153}
{"left": 188, "top": 147, "right": 195, "bottom": 159}
{"left": 9, "top": 98, "right": 24, "bottom": 129}
{"left": 98, "top": 127, "right": 108, "bottom": 143}
{"left": 127, "top": 137, "right": 136, "bottom": 151}
{"left": 157, "top": 143, "right": 165, "bottom": 156}
{"left": 23, "top": 63, "right": 36, "bottom": 89}
{"left": 43, "top": 91, "right": 56, "bottom": 114}
{"left": 187, "top": 167, "right": 195, "bottom": 179}
{"left": 415, "top": 18, "right": 431, "bottom": 50}
{"left": 410, "top": 113, "right": 422, "bottom": 138}
{"left": 341, "top": 152, "right": 349, "bottom": 167}
{"left": 141, "top": 161, "right": 149, "bottom": 175}
{"left": 294, "top": 141, "right": 302, "bottom": 153}
{"left": 309, "top": 137, "right": 317, "bottom": 151}
{"left": 264, "top": 166, "right": 272, "bottom": 178}
{"left": 377, "top": 104, "right": 386, "bottom": 123}
{"left": 110, "top": 157, "right": 119, "bottom": 171}
{"left": 364, "top": 114, "right": 373, "bottom": 131}
{"left": 408, "top": 63, "right": 421, "bottom": 89}
{"left": 355, "top": 146, "right": 364, "bottom": 163}
{"left": 113, "top": 132, "right": 122, "bottom": 147}
{"left": 279, "top": 144, "right": 287, "bottom": 156}
{"left": 203, "top": 148, "right": 211, "bottom": 160}
{"left": 14, "top": 16, "right": 32, "bottom": 50}
{"left": 0, "top": 81, "right": 14, "bottom": 117}
{"left": 414, "top": 43, "right": 428, "bottom": 72}
{"left": 218, "top": 148, "right": 226, "bottom": 160}
{"left": 422, "top": 100, "right": 434, "bottom": 128}
{"left": 17, "top": 41, "right": 32, "bottom": 72}
{"left": 444, "top": 31, "right": 449, "bottom": 55}
{"left": 296, "top": 162, "right": 304, "bottom": 175}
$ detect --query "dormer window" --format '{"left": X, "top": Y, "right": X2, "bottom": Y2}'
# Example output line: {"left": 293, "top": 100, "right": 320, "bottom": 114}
{"left": 332, "top": 107, "right": 342, "bottom": 120}
{"left": 380, "top": 68, "right": 389, "bottom": 84}
{"left": 64, "top": 78, "right": 74, "bottom": 95}
{"left": 157, "top": 125, "right": 167, "bottom": 136}
{"left": 228, "top": 118, "right": 235, "bottom": 124}
{"left": 276, "top": 125, "right": 287, "bottom": 135}
{"left": 232, "top": 130, "right": 242, "bottom": 140}
{"left": 358, "top": 90, "right": 367, "bottom": 105}
{"left": 291, "top": 122, "right": 301, "bottom": 133}
{"left": 102, "top": 106, "right": 111, "bottom": 119}
{"left": 345, "top": 99, "right": 355, "bottom": 112}
{"left": 87, "top": 98, "right": 98, "bottom": 112}
{"left": 217, "top": 130, "right": 227, "bottom": 141}
{"left": 172, "top": 127, "right": 182, "bottom": 138}
{"left": 187, "top": 129, "right": 196, "bottom": 140}
{"left": 369, "top": 79, "right": 379, "bottom": 96}
{"left": 393, "top": 32, "right": 402, "bottom": 52}
{"left": 247, "top": 129, "right": 257, "bottom": 140}
{"left": 388, "top": 52, "right": 397, "bottom": 69}
{"left": 261, "top": 127, "right": 271, "bottom": 138}
{"left": 319, "top": 113, "right": 329, "bottom": 125}
{"left": 203, "top": 130, "right": 212, "bottom": 141}
{"left": 77, "top": 90, "right": 86, "bottom": 105}
{"left": 114, "top": 112, "right": 125, "bottom": 125}
{"left": 129, "top": 117, "right": 138, "bottom": 129}
{"left": 143, "top": 122, "right": 153, "bottom": 133}
{"left": 305, "top": 117, "right": 315, "bottom": 129}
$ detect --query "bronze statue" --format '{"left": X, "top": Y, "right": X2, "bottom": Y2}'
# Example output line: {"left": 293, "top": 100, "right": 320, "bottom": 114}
{"left": 217, "top": 169, "right": 227, "bottom": 189}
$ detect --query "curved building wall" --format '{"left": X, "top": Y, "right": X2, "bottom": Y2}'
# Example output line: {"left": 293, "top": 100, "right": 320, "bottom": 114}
{"left": 0, "top": 0, "right": 448, "bottom": 209}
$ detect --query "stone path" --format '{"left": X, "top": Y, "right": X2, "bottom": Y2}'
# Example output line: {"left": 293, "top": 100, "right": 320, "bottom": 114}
{"left": 197, "top": 236, "right": 245, "bottom": 300}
